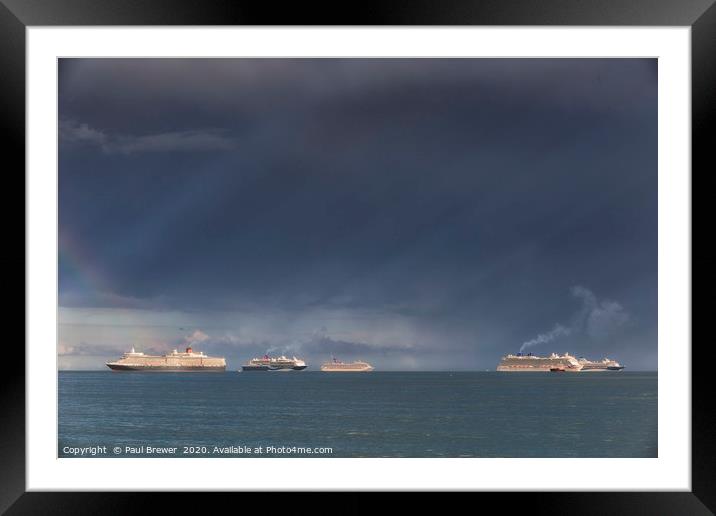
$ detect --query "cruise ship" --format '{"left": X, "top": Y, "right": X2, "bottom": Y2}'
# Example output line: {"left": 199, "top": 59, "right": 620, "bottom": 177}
{"left": 241, "top": 355, "right": 307, "bottom": 371}
{"left": 106, "top": 347, "right": 226, "bottom": 372}
{"left": 577, "top": 357, "right": 625, "bottom": 371}
{"left": 320, "top": 358, "right": 374, "bottom": 372}
{"left": 496, "top": 352, "right": 583, "bottom": 372}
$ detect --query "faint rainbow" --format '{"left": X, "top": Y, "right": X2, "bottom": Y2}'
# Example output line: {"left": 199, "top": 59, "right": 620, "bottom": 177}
{"left": 59, "top": 228, "right": 185, "bottom": 351}
{"left": 58, "top": 227, "right": 118, "bottom": 304}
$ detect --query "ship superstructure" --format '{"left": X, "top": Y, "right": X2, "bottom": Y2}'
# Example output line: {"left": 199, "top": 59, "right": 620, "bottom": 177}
{"left": 577, "top": 357, "right": 625, "bottom": 371}
{"left": 320, "top": 358, "right": 374, "bottom": 372}
{"left": 106, "top": 347, "right": 226, "bottom": 372}
{"left": 497, "top": 352, "right": 583, "bottom": 372}
{"left": 241, "top": 355, "right": 307, "bottom": 371}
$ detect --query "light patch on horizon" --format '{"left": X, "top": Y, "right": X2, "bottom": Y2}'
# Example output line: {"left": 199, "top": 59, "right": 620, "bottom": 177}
{"left": 58, "top": 305, "right": 475, "bottom": 370}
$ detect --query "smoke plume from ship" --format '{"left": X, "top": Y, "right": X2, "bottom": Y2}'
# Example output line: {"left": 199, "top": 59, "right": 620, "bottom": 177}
{"left": 519, "top": 324, "right": 571, "bottom": 353}
{"left": 518, "top": 286, "right": 630, "bottom": 353}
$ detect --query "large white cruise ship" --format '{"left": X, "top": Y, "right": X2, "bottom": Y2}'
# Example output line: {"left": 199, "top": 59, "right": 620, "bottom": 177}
{"left": 496, "top": 352, "right": 583, "bottom": 372}
{"left": 241, "top": 354, "right": 307, "bottom": 371}
{"left": 320, "top": 357, "right": 374, "bottom": 372}
{"left": 106, "top": 346, "right": 226, "bottom": 372}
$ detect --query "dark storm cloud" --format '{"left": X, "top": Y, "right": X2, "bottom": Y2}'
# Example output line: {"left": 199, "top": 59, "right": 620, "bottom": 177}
{"left": 60, "top": 119, "right": 238, "bottom": 154}
{"left": 188, "top": 331, "right": 409, "bottom": 359}
{"left": 301, "top": 334, "right": 409, "bottom": 356}
{"left": 58, "top": 58, "right": 657, "bottom": 369}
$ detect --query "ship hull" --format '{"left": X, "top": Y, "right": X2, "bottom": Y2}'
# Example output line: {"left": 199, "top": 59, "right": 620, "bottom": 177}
{"left": 242, "top": 364, "right": 307, "bottom": 371}
{"left": 107, "top": 364, "right": 225, "bottom": 372}
{"left": 496, "top": 366, "right": 580, "bottom": 372}
{"left": 241, "top": 365, "right": 270, "bottom": 371}
{"left": 320, "top": 367, "right": 374, "bottom": 372}
{"left": 579, "top": 364, "right": 625, "bottom": 371}
{"left": 267, "top": 365, "right": 307, "bottom": 371}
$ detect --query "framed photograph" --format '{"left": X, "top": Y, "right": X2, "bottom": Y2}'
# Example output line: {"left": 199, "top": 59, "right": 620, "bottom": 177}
{"left": 5, "top": 0, "right": 711, "bottom": 512}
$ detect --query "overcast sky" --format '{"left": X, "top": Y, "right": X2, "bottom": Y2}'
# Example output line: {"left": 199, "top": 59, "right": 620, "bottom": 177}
{"left": 58, "top": 58, "right": 657, "bottom": 370}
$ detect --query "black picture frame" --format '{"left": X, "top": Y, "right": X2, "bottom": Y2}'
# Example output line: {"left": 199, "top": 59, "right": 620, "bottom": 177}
{"left": 3, "top": 0, "right": 712, "bottom": 513}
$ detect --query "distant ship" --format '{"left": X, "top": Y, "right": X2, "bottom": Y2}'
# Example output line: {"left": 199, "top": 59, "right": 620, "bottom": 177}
{"left": 577, "top": 357, "right": 625, "bottom": 371}
{"left": 497, "top": 352, "right": 583, "bottom": 372}
{"left": 241, "top": 355, "right": 307, "bottom": 371}
{"left": 106, "top": 347, "right": 226, "bottom": 372}
{"left": 320, "top": 357, "right": 374, "bottom": 372}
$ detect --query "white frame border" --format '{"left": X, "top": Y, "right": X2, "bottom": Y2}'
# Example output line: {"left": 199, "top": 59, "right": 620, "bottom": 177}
{"left": 27, "top": 27, "right": 690, "bottom": 491}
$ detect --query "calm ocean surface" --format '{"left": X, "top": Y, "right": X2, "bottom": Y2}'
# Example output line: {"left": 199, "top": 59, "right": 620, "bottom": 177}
{"left": 58, "top": 371, "right": 657, "bottom": 458}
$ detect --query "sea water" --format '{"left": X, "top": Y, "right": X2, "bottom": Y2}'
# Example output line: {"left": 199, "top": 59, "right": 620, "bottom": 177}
{"left": 58, "top": 371, "right": 657, "bottom": 458}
